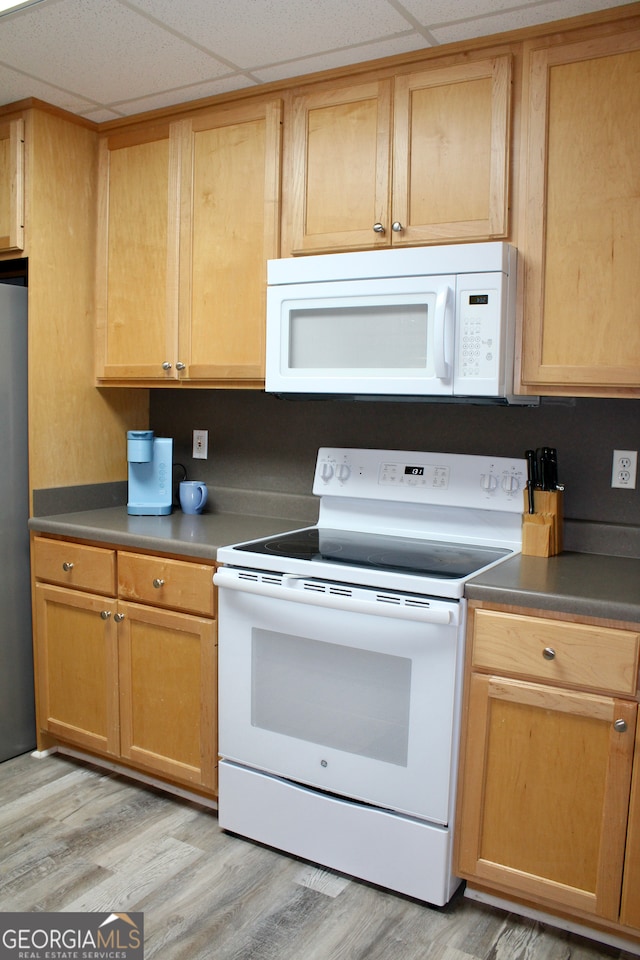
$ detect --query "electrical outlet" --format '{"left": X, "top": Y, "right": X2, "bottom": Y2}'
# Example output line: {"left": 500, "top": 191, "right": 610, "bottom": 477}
{"left": 611, "top": 449, "right": 637, "bottom": 489}
{"left": 192, "top": 429, "right": 208, "bottom": 459}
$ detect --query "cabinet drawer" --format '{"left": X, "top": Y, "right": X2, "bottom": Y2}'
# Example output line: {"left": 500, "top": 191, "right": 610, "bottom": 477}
{"left": 118, "top": 552, "right": 215, "bottom": 616}
{"left": 472, "top": 609, "right": 640, "bottom": 695}
{"left": 33, "top": 536, "right": 116, "bottom": 596}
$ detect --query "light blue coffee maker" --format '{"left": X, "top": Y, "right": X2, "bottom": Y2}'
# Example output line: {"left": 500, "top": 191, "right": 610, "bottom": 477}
{"left": 127, "top": 430, "right": 173, "bottom": 515}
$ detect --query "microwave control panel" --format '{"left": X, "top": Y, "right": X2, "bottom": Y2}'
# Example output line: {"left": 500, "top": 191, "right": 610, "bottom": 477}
{"left": 454, "top": 274, "right": 505, "bottom": 389}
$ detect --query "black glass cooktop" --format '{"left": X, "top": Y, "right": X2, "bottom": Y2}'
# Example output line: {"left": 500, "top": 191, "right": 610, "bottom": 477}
{"left": 234, "top": 527, "right": 510, "bottom": 580}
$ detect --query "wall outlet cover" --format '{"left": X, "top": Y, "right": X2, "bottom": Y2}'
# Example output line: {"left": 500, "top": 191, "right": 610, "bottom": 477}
{"left": 611, "top": 449, "right": 637, "bottom": 489}
{"left": 193, "top": 429, "right": 208, "bottom": 459}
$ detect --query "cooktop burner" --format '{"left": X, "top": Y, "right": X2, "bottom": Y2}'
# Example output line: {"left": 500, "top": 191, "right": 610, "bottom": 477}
{"left": 233, "top": 527, "right": 510, "bottom": 580}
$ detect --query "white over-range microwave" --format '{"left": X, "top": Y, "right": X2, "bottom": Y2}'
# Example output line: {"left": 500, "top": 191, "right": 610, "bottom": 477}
{"left": 265, "top": 242, "right": 533, "bottom": 404}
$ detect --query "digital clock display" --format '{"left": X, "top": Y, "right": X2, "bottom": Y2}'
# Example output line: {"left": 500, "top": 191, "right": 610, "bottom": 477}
{"left": 469, "top": 294, "right": 489, "bottom": 305}
{"left": 404, "top": 466, "right": 424, "bottom": 476}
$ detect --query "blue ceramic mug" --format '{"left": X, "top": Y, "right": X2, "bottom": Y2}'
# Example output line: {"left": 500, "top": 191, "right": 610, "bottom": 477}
{"left": 179, "top": 481, "right": 208, "bottom": 515}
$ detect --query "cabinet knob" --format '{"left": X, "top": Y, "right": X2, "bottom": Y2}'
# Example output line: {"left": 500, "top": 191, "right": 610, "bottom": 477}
{"left": 176, "top": 362, "right": 186, "bottom": 371}
{"left": 62, "top": 561, "right": 74, "bottom": 572}
{"left": 391, "top": 221, "right": 404, "bottom": 233}
{"left": 100, "top": 610, "right": 111, "bottom": 620}
{"left": 614, "top": 718, "right": 628, "bottom": 733}
{"left": 153, "top": 578, "right": 165, "bottom": 589}
{"left": 542, "top": 647, "right": 556, "bottom": 660}
{"left": 162, "top": 361, "right": 172, "bottom": 371}
{"left": 372, "top": 222, "right": 385, "bottom": 234}
{"left": 114, "top": 612, "right": 125, "bottom": 623}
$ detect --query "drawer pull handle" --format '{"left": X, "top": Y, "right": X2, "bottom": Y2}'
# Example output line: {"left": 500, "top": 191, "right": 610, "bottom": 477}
{"left": 614, "top": 719, "right": 628, "bottom": 733}
{"left": 153, "top": 578, "right": 165, "bottom": 589}
{"left": 100, "top": 610, "right": 111, "bottom": 620}
{"left": 542, "top": 647, "right": 556, "bottom": 660}
{"left": 114, "top": 613, "right": 125, "bottom": 623}
{"left": 62, "top": 561, "right": 74, "bottom": 572}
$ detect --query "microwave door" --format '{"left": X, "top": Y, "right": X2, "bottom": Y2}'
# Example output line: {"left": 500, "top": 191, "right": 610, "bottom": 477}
{"left": 265, "top": 276, "right": 455, "bottom": 397}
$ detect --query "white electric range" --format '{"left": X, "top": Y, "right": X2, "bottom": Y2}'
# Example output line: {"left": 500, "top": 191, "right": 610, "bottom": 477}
{"left": 214, "top": 447, "right": 526, "bottom": 905}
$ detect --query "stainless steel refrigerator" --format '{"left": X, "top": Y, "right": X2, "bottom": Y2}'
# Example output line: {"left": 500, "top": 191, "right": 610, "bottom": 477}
{"left": 0, "top": 281, "right": 35, "bottom": 761}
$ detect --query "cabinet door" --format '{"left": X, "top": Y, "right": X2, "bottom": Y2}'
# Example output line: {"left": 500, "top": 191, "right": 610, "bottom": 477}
{"left": 177, "top": 100, "right": 282, "bottom": 382}
{"left": 34, "top": 583, "right": 119, "bottom": 756}
{"left": 392, "top": 57, "right": 511, "bottom": 245}
{"left": 621, "top": 711, "right": 640, "bottom": 930}
{"left": 0, "top": 118, "right": 24, "bottom": 252}
{"left": 456, "top": 674, "right": 636, "bottom": 921}
{"left": 521, "top": 31, "right": 640, "bottom": 392}
{"left": 118, "top": 601, "right": 217, "bottom": 792}
{"left": 95, "top": 124, "right": 179, "bottom": 381}
{"left": 289, "top": 80, "right": 392, "bottom": 254}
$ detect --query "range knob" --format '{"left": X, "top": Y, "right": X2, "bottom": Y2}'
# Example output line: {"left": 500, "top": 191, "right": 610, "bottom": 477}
{"left": 320, "top": 462, "right": 334, "bottom": 483}
{"left": 501, "top": 474, "right": 521, "bottom": 493}
{"left": 480, "top": 473, "right": 498, "bottom": 492}
{"left": 335, "top": 463, "right": 351, "bottom": 483}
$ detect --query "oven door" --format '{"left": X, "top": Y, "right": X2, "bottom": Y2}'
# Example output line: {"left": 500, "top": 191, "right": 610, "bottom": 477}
{"left": 215, "top": 567, "right": 463, "bottom": 823}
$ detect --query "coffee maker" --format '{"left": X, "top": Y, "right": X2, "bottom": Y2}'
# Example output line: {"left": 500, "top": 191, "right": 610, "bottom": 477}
{"left": 127, "top": 430, "right": 173, "bottom": 515}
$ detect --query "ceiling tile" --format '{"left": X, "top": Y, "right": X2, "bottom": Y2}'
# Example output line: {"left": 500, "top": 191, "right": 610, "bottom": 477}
{"left": 113, "top": 74, "right": 257, "bottom": 117}
{"left": 127, "top": 0, "right": 417, "bottom": 67}
{"left": 430, "top": 0, "right": 632, "bottom": 44}
{"left": 252, "top": 33, "right": 431, "bottom": 86}
{"left": 0, "top": 60, "right": 95, "bottom": 113}
{"left": 0, "top": 0, "right": 230, "bottom": 105}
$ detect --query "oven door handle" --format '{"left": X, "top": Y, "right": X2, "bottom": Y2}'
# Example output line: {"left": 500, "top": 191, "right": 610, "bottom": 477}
{"left": 213, "top": 568, "right": 454, "bottom": 625}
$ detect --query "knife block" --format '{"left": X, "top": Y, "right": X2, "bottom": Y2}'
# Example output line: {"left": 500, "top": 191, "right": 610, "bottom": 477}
{"left": 522, "top": 489, "right": 563, "bottom": 557}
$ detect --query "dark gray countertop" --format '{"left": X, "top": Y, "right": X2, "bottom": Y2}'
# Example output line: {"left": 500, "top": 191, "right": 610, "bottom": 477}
{"left": 29, "top": 508, "right": 640, "bottom": 624}
{"left": 466, "top": 552, "right": 640, "bottom": 623}
{"left": 28, "top": 506, "right": 308, "bottom": 560}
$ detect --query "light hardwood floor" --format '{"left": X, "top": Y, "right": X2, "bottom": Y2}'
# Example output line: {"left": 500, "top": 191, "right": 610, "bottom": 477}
{"left": 0, "top": 752, "right": 635, "bottom": 960}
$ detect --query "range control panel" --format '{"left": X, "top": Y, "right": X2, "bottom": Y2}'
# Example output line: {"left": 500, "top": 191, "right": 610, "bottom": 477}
{"left": 313, "top": 447, "right": 527, "bottom": 512}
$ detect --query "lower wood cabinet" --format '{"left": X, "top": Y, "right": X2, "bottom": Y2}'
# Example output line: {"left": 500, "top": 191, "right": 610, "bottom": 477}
{"left": 455, "top": 603, "right": 640, "bottom": 938}
{"left": 34, "top": 582, "right": 120, "bottom": 757}
{"left": 118, "top": 600, "right": 216, "bottom": 790}
{"left": 32, "top": 536, "right": 217, "bottom": 797}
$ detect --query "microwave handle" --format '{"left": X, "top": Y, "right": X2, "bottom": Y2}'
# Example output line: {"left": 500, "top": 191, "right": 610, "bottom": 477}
{"left": 434, "top": 285, "right": 453, "bottom": 380}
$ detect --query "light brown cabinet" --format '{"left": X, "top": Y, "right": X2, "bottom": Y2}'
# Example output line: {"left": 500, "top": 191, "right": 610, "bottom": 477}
{"left": 35, "top": 582, "right": 120, "bottom": 757}
{"left": 0, "top": 117, "right": 24, "bottom": 252}
{"left": 32, "top": 536, "right": 218, "bottom": 796}
{"left": 288, "top": 56, "right": 511, "bottom": 255}
{"left": 95, "top": 124, "right": 174, "bottom": 381}
{"left": 456, "top": 604, "right": 640, "bottom": 935}
{"left": 520, "top": 29, "right": 640, "bottom": 395}
{"left": 95, "top": 100, "right": 282, "bottom": 385}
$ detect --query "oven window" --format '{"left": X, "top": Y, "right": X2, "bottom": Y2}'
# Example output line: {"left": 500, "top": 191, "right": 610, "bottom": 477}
{"left": 251, "top": 629, "right": 411, "bottom": 766}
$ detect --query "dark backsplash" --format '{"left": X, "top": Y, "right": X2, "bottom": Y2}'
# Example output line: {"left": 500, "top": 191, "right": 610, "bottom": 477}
{"left": 151, "top": 391, "right": 640, "bottom": 535}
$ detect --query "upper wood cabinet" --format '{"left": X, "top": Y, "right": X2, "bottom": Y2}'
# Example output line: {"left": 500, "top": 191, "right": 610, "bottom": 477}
{"left": 288, "top": 56, "right": 511, "bottom": 254}
{"left": 96, "top": 123, "right": 175, "bottom": 381}
{"left": 0, "top": 117, "right": 25, "bottom": 252}
{"left": 520, "top": 30, "right": 640, "bottom": 394}
{"left": 96, "top": 100, "right": 282, "bottom": 385}
{"left": 176, "top": 102, "right": 282, "bottom": 381}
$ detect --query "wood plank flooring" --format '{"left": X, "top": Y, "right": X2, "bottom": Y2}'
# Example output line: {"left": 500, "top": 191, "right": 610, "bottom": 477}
{"left": 0, "top": 752, "right": 635, "bottom": 960}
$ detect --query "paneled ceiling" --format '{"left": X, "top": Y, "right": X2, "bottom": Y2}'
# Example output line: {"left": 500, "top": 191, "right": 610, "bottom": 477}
{"left": 0, "top": 0, "right": 633, "bottom": 122}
